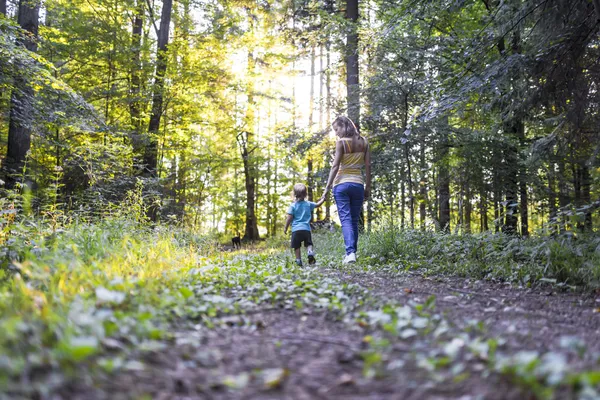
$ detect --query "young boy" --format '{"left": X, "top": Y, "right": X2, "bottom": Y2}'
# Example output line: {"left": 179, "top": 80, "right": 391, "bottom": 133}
{"left": 284, "top": 183, "right": 325, "bottom": 266}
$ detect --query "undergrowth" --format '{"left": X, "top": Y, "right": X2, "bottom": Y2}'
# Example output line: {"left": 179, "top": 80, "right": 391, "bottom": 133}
{"left": 0, "top": 214, "right": 598, "bottom": 398}
{"left": 320, "top": 228, "right": 600, "bottom": 289}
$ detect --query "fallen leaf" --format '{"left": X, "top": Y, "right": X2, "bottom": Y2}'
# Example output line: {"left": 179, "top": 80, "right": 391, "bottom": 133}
{"left": 404, "top": 288, "right": 413, "bottom": 294}
{"left": 222, "top": 372, "right": 250, "bottom": 389}
{"left": 262, "top": 367, "right": 289, "bottom": 389}
{"left": 336, "top": 373, "right": 355, "bottom": 386}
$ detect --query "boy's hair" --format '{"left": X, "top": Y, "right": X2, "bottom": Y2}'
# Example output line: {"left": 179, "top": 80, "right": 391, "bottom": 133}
{"left": 293, "top": 183, "right": 307, "bottom": 200}
{"left": 333, "top": 115, "right": 359, "bottom": 138}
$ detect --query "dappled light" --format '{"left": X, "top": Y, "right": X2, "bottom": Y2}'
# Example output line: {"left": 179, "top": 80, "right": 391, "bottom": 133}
{"left": 0, "top": 0, "right": 599, "bottom": 398}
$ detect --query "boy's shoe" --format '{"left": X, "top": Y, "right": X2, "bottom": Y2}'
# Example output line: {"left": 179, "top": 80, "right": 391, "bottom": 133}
{"left": 295, "top": 259, "right": 303, "bottom": 267}
{"left": 308, "top": 253, "right": 316, "bottom": 265}
{"left": 343, "top": 253, "right": 356, "bottom": 264}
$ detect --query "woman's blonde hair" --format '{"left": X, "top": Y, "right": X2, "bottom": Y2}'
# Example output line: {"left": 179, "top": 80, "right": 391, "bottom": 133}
{"left": 332, "top": 116, "right": 359, "bottom": 138}
{"left": 293, "top": 183, "right": 307, "bottom": 200}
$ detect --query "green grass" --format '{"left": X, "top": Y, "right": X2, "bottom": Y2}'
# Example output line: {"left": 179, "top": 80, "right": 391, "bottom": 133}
{"left": 0, "top": 217, "right": 598, "bottom": 398}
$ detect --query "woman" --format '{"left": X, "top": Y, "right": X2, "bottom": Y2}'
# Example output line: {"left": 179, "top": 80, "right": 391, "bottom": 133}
{"left": 321, "top": 116, "right": 371, "bottom": 264}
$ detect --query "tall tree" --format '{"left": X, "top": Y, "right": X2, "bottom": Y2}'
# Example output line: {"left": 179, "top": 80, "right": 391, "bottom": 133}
{"left": 4, "top": 0, "right": 41, "bottom": 189}
{"left": 346, "top": 0, "right": 359, "bottom": 126}
{"left": 144, "top": 0, "right": 173, "bottom": 176}
{"left": 130, "top": 0, "right": 144, "bottom": 146}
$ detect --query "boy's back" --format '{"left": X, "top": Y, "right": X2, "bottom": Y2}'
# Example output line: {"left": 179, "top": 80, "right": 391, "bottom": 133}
{"left": 287, "top": 200, "right": 316, "bottom": 232}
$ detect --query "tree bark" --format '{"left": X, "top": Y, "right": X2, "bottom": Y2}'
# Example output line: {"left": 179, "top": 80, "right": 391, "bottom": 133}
{"left": 345, "top": 0, "right": 359, "bottom": 127}
{"left": 240, "top": 44, "right": 260, "bottom": 241}
{"left": 130, "top": 0, "right": 144, "bottom": 140}
{"left": 4, "top": 0, "right": 41, "bottom": 189}
{"left": 325, "top": 40, "right": 332, "bottom": 221}
{"left": 480, "top": 187, "right": 488, "bottom": 232}
{"left": 419, "top": 140, "right": 427, "bottom": 230}
{"left": 144, "top": 0, "right": 173, "bottom": 177}
{"left": 0, "top": 0, "right": 6, "bottom": 16}
{"left": 438, "top": 124, "right": 451, "bottom": 232}
{"left": 308, "top": 45, "right": 315, "bottom": 218}
{"left": 581, "top": 164, "right": 592, "bottom": 231}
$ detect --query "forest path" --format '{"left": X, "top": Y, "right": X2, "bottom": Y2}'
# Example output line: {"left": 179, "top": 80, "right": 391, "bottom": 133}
{"left": 62, "top": 255, "right": 599, "bottom": 400}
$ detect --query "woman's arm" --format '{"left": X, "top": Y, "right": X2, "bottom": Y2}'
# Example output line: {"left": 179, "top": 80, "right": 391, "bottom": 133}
{"left": 322, "top": 140, "right": 344, "bottom": 196}
{"left": 364, "top": 139, "right": 371, "bottom": 199}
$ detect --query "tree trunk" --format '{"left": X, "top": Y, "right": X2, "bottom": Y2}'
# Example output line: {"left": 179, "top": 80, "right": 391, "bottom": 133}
{"left": 480, "top": 186, "right": 489, "bottom": 231}
{"left": 308, "top": 45, "right": 315, "bottom": 219}
{"left": 144, "top": 0, "right": 173, "bottom": 177}
{"left": 547, "top": 163, "right": 557, "bottom": 230}
{"left": 0, "top": 0, "right": 6, "bottom": 16}
{"left": 4, "top": 0, "right": 40, "bottom": 189}
{"left": 405, "top": 141, "right": 414, "bottom": 229}
{"left": 503, "top": 28, "right": 524, "bottom": 236}
{"left": 438, "top": 124, "right": 451, "bottom": 233}
{"left": 581, "top": 164, "right": 592, "bottom": 231}
{"left": 465, "top": 179, "right": 472, "bottom": 233}
{"left": 130, "top": 0, "right": 144, "bottom": 146}
{"left": 419, "top": 141, "right": 427, "bottom": 231}
{"left": 400, "top": 165, "right": 405, "bottom": 229}
{"left": 325, "top": 40, "right": 332, "bottom": 221}
{"left": 240, "top": 44, "right": 260, "bottom": 241}
{"left": 319, "top": 43, "right": 324, "bottom": 131}
{"left": 557, "top": 157, "right": 569, "bottom": 231}
{"left": 272, "top": 157, "right": 279, "bottom": 235}
{"left": 345, "top": 0, "right": 359, "bottom": 127}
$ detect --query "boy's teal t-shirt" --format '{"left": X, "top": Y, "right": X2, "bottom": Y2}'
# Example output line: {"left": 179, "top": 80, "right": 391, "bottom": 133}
{"left": 287, "top": 200, "right": 317, "bottom": 232}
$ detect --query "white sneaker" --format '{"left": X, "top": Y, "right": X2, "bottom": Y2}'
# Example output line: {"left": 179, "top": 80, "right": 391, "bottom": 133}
{"left": 343, "top": 253, "right": 356, "bottom": 264}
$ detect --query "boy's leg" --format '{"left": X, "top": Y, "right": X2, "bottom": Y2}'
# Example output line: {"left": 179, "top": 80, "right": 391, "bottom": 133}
{"left": 306, "top": 232, "right": 316, "bottom": 264}
{"left": 291, "top": 231, "right": 303, "bottom": 266}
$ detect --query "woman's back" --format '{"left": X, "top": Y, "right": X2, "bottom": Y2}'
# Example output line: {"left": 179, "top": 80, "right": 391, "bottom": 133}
{"left": 334, "top": 136, "right": 367, "bottom": 186}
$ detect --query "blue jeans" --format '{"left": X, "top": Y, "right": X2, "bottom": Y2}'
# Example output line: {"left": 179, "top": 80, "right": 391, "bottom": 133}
{"left": 333, "top": 182, "right": 364, "bottom": 255}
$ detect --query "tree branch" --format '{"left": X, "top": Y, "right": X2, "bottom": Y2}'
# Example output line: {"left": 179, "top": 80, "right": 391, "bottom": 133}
{"left": 145, "top": 0, "right": 160, "bottom": 37}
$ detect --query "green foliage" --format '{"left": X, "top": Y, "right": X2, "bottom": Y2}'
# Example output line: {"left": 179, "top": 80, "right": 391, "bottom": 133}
{"left": 357, "top": 228, "right": 600, "bottom": 288}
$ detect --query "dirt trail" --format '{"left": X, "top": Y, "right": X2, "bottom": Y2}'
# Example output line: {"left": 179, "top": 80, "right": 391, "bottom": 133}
{"left": 329, "top": 268, "right": 600, "bottom": 358}
{"left": 63, "top": 265, "right": 599, "bottom": 400}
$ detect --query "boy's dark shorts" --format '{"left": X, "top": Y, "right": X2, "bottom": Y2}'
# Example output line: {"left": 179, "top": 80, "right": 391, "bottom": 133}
{"left": 291, "top": 230, "right": 313, "bottom": 249}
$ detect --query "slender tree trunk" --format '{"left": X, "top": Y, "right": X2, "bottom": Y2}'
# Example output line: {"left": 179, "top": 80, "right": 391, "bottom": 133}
{"left": 0, "top": 0, "right": 6, "bottom": 16}
{"left": 503, "top": 140, "right": 519, "bottom": 234}
{"left": 438, "top": 123, "right": 451, "bottom": 233}
{"left": 400, "top": 173, "right": 405, "bottom": 229}
{"left": 144, "top": 0, "right": 173, "bottom": 177}
{"left": 319, "top": 43, "right": 324, "bottom": 131}
{"left": 581, "top": 164, "right": 592, "bottom": 231}
{"left": 504, "top": 28, "right": 525, "bottom": 235}
{"left": 345, "top": 0, "right": 360, "bottom": 127}
{"left": 240, "top": 43, "right": 260, "bottom": 240}
{"left": 4, "top": 0, "right": 40, "bottom": 189}
{"left": 405, "top": 141, "right": 414, "bottom": 229}
{"left": 130, "top": 0, "right": 144, "bottom": 148}
{"left": 389, "top": 182, "right": 395, "bottom": 227}
{"left": 556, "top": 156, "right": 568, "bottom": 231}
{"left": 419, "top": 141, "right": 427, "bottom": 231}
{"left": 480, "top": 186, "right": 489, "bottom": 231}
{"left": 308, "top": 45, "right": 315, "bottom": 219}
{"left": 272, "top": 157, "right": 279, "bottom": 235}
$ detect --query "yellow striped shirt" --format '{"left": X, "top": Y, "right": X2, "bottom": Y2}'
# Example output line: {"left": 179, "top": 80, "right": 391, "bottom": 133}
{"left": 333, "top": 138, "right": 365, "bottom": 187}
